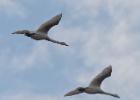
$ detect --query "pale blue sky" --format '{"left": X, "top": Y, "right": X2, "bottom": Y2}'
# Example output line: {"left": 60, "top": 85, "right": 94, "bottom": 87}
{"left": 0, "top": 0, "right": 140, "bottom": 100}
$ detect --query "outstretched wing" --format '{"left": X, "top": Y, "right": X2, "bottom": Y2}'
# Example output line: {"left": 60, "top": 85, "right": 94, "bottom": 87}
{"left": 64, "top": 89, "right": 82, "bottom": 97}
{"left": 89, "top": 65, "right": 112, "bottom": 87}
{"left": 36, "top": 13, "right": 62, "bottom": 33}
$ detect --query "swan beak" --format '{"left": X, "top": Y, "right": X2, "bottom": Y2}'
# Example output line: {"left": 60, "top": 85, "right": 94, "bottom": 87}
{"left": 11, "top": 31, "right": 24, "bottom": 34}
{"left": 65, "top": 44, "right": 69, "bottom": 46}
{"left": 11, "top": 31, "right": 20, "bottom": 34}
{"left": 11, "top": 32, "right": 16, "bottom": 34}
{"left": 64, "top": 89, "right": 82, "bottom": 97}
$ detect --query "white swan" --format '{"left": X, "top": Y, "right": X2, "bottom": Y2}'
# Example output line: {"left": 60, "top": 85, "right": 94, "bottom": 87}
{"left": 64, "top": 65, "right": 120, "bottom": 98}
{"left": 12, "top": 13, "right": 68, "bottom": 46}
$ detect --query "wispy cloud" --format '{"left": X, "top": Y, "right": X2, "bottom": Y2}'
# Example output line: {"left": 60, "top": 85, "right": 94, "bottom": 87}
{"left": 0, "top": 92, "right": 58, "bottom": 100}
{"left": 58, "top": 0, "right": 140, "bottom": 99}
{"left": 0, "top": 0, "right": 27, "bottom": 17}
{"left": 0, "top": 41, "right": 53, "bottom": 73}
{"left": 0, "top": 0, "right": 140, "bottom": 100}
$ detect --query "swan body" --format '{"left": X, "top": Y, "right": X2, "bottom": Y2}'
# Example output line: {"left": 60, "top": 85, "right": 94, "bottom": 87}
{"left": 64, "top": 65, "right": 120, "bottom": 98}
{"left": 12, "top": 13, "right": 69, "bottom": 46}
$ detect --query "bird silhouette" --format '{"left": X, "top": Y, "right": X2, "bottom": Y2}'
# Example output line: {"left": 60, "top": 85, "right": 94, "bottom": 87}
{"left": 64, "top": 65, "right": 120, "bottom": 98}
{"left": 12, "top": 13, "right": 69, "bottom": 46}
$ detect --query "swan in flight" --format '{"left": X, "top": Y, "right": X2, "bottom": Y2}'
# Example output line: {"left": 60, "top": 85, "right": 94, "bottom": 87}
{"left": 64, "top": 65, "right": 120, "bottom": 98}
{"left": 12, "top": 13, "right": 69, "bottom": 46}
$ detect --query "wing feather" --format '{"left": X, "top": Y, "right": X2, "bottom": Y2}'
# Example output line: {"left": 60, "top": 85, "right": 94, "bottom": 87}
{"left": 89, "top": 65, "right": 112, "bottom": 87}
{"left": 36, "top": 13, "right": 62, "bottom": 33}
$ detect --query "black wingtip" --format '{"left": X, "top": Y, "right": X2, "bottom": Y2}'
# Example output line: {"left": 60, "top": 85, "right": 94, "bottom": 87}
{"left": 56, "top": 12, "right": 62, "bottom": 17}
{"left": 59, "top": 13, "right": 62, "bottom": 18}
{"left": 11, "top": 32, "right": 16, "bottom": 34}
{"left": 64, "top": 95, "right": 67, "bottom": 97}
{"left": 64, "top": 93, "right": 70, "bottom": 97}
{"left": 60, "top": 13, "right": 62, "bottom": 16}
{"left": 65, "top": 44, "right": 69, "bottom": 46}
{"left": 106, "top": 65, "right": 112, "bottom": 70}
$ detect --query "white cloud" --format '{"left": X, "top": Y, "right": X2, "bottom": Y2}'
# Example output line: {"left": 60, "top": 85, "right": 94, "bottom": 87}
{"left": 0, "top": 92, "right": 58, "bottom": 100}
{"left": 58, "top": 0, "right": 140, "bottom": 99}
{"left": 60, "top": 0, "right": 102, "bottom": 20}
{"left": 0, "top": 0, "right": 140, "bottom": 100}
{"left": 0, "top": 91, "right": 83, "bottom": 100}
{"left": 0, "top": 42, "right": 52, "bottom": 73}
{"left": 0, "top": 0, "right": 26, "bottom": 17}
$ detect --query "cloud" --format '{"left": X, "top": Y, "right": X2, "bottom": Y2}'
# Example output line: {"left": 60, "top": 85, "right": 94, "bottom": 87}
{"left": 58, "top": 0, "right": 140, "bottom": 99}
{"left": 0, "top": 92, "right": 58, "bottom": 100}
{"left": 0, "top": 91, "right": 83, "bottom": 100}
{"left": 0, "top": 42, "right": 52, "bottom": 73}
{"left": 60, "top": 0, "right": 102, "bottom": 17}
{"left": 0, "top": 0, "right": 140, "bottom": 100}
{"left": 0, "top": 0, "right": 26, "bottom": 17}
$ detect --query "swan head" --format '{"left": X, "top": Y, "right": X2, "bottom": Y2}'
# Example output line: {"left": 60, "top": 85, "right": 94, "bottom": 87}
{"left": 12, "top": 30, "right": 30, "bottom": 34}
